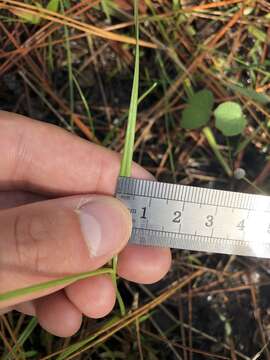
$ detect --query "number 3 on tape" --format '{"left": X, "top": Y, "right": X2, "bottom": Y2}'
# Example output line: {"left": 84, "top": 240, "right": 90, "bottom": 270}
{"left": 116, "top": 177, "right": 270, "bottom": 259}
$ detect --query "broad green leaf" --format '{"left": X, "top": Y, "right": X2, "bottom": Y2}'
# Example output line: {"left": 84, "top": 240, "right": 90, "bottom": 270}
{"left": 228, "top": 83, "right": 270, "bottom": 105}
{"left": 47, "top": 0, "right": 60, "bottom": 12}
{"left": 214, "top": 101, "right": 247, "bottom": 136}
{"left": 181, "top": 89, "right": 214, "bottom": 129}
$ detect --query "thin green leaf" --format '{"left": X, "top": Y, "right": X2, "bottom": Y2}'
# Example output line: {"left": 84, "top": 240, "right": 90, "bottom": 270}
{"left": 119, "top": 0, "right": 140, "bottom": 177}
{"left": 203, "top": 127, "right": 232, "bottom": 177}
{"left": 112, "top": 256, "right": 126, "bottom": 316}
{"left": 183, "top": 78, "right": 194, "bottom": 99}
{"left": 214, "top": 101, "right": 247, "bottom": 136}
{"left": 113, "top": 0, "right": 139, "bottom": 317}
{"left": 138, "top": 82, "right": 157, "bottom": 105}
{"left": 181, "top": 89, "right": 214, "bottom": 129}
{"left": 24, "top": 351, "right": 39, "bottom": 358}
{"left": 46, "top": 0, "right": 60, "bottom": 12}
{"left": 12, "top": 3, "right": 42, "bottom": 24}
{"left": 73, "top": 74, "right": 94, "bottom": 134}
{"left": 228, "top": 83, "right": 270, "bottom": 105}
{"left": 13, "top": 11, "right": 40, "bottom": 24}
{"left": 235, "top": 125, "right": 262, "bottom": 154}
{"left": 101, "top": 0, "right": 112, "bottom": 22}
{"left": 248, "top": 25, "right": 267, "bottom": 43}
{"left": 0, "top": 268, "right": 113, "bottom": 302}
{"left": 4, "top": 318, "right": 38, "bottom": 360}
{"left": 57, "top": 337, "right": 94, "bottom": 360}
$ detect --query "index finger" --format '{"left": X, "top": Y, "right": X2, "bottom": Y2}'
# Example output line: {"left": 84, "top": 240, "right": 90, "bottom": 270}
{"left": 0, "top": 111, "right": 153, "bottom": 195}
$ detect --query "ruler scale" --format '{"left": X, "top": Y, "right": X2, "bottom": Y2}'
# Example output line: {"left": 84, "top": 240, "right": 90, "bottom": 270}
{"left": 116, "top": 177, "right": 270, "bottom": 259}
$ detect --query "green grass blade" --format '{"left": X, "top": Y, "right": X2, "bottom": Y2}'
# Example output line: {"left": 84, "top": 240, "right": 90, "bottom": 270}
{"left": 4, "top": 318, "right": 38, "bottom": 360}
{"left": 119, "top": 0, "right": 140, "bottom": 177}
{"left": 0, "top": 268, "right": 113, "bottom": 302}
{"left": 101, "top": 0, "right": 112, "bottom": 22}
{"left": 202, "top": 127, "right": 232, "bottom": 177}
{"left": 138, "top": 82, "right": 157, "bottom": 105}
{"left": 24, "top": 351, "right": 38, "bottom": 358}
{"left": 102, "top": 82, "right": 157, "bottom": 147}
{"left": 57, "top": 337, "right": 94, "bottom": 360}
{"left": 111, "top": 256, "right": 126, "bottom": 316}
{"left": 60, "top": 0, "right": 74, "bottom": 123}
{"left": 114, "top": 0, "right": 140, "bottom": 316}
{"left": 228, "top": 83, "right": 270, "bottom": 105}
{"left": 72, "top": 74, "right": 94, "bottom": 134}
{"left": 47, "top": 0, "right": 60, "bottom": 12}
{"left": 56, "top": 316, "right": 120, "bottom": 360}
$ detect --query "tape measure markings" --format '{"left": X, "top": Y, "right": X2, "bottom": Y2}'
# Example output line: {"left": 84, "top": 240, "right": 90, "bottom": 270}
{"left": 130, "top": 228, "right": 270, "bottom": 258}
{"left": 117, "top": 177, "right": 270, "bottom": 212}
{"left": 116, "top": 177, "right": 270, "bottom": 258}
{"left": 132, "top": 227, "right": 269, "bottom": 245}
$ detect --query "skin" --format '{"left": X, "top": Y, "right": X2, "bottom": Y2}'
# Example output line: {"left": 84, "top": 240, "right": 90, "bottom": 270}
{"left": 0, "top": 111, "right": 171, "bottom": 337}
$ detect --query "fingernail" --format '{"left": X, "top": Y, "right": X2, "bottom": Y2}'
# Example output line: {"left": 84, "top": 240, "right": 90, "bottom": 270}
{"left": 78, "top": 198, "right": 132, "bottom": 258}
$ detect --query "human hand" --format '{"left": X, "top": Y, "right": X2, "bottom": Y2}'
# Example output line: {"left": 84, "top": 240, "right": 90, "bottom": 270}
{"left": 0, "top": 111, "right": 171, "bottom": 337}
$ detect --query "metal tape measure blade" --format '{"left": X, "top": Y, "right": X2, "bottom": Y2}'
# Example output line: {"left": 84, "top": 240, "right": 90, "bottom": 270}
{"left": 116, "top": 177, "right": 270, "bottom": 259}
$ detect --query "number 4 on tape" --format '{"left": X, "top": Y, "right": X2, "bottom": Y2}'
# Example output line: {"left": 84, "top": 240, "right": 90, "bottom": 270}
{"left": 116, "top": 177, "right": 270, "bottom": 259}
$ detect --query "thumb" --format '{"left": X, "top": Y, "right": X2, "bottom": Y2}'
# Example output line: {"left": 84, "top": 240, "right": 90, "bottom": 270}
{"left": 0, "top": 195, "right": 131, "bottom": 308}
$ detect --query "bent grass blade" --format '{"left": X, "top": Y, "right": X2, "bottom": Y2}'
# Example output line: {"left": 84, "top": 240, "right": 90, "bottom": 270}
{"left": 114, "top": 0, "right": 140, "bottom": 315}
{"left": 0, "top": 0, "right": 139, "bottom": 320}
{"left": 119, "top": 0, "right": 140, "bottom": 177}
{"left": 0, "top": 268, "right": 113, "bottom": 303}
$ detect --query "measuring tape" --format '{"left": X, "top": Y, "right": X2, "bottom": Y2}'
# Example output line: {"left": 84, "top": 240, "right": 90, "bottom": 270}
{"left": 116, "top": 177, "right": 270, "bottom": 259}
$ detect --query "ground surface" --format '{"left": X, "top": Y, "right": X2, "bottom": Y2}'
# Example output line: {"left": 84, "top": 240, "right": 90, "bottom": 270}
{"left": 0, "top": 0, "right": 270, "bottom": 359}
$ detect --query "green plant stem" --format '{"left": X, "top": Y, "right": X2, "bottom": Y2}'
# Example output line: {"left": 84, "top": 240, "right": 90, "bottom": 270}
{"left": 112, "top": 256, "right": 126, "bottom": 316}
{"left": 4, "top": 318, "right": 38, "bottom": 360}
{"left": 102, "top": 82, "right": 157, "bottom": 147}
{"left": 1, "top": 0, "right": 139, "bottom": 312}
{"left": 119, "top": 0, "right": 140, "bottom": 177}
{"left": 243, "top": 177, "right": 266, "bottom": 195}
{"left": 138, "top": 82, "right": 157, "bottom": 105}
{"left": 183, "top": 78, "right": 194, "bottom": 99}
{"left": 72, "top": 74, "right": 94, "bottom": 134}
{"left": 202, "top": 127, "right": 232, "bottom": 177}
{"left": 114, "top": 0, "right": 140, "bottom": 315}
{"left": 0, "top": 268, "right": 113, "bottom": 302}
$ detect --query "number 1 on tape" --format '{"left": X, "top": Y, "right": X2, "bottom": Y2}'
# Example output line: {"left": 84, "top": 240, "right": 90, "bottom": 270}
{"left": 116, "top": 177, "right": 270, "bottom": 259}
